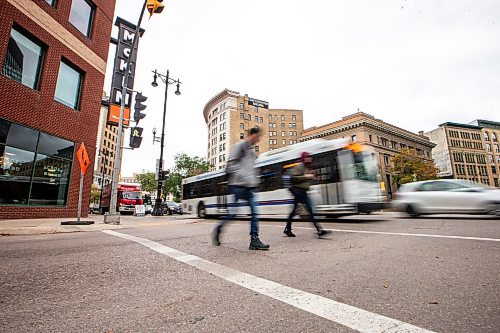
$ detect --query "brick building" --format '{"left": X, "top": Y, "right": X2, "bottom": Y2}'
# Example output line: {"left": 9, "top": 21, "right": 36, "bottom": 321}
{"left": 0, "top": 0, "right": 116, "bottom": 218}
{"left": 300, "top": 112, "right": 435, "bottom": 197}
{"left": 203, "top": 89, "right": 304, "bottom": 171}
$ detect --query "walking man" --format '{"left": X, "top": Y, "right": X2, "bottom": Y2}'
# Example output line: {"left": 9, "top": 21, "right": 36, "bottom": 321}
{"left": 212, "top": 127, "right": 270, "bottom": 250}
{"left": 284, "top": 152, "right": 331, "bottom": 238}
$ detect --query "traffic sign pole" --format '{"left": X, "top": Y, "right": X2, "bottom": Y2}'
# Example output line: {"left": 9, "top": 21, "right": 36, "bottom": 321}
{"left": 77, "top": 172, "right": 84, "bottom": 223}
{"left": 61, "top": 143, "right": 93, "bottom": 226}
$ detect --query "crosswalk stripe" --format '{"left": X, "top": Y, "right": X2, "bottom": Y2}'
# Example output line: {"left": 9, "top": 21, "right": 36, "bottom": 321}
{"left": 102, "top": 230, "right": 435, "bottom": 333}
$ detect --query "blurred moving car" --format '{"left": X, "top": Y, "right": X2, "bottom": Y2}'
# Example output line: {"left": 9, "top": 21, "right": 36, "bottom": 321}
{"left": 392, "top": 179, "right": 500, "bottom": 218}
{"left": 163, "top": 201, "right": 183, "bottom": 215}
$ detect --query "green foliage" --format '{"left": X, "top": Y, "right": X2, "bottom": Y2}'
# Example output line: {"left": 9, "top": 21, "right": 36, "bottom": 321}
{"left": 163, "top": 154, "right": 212, "bottom": 202}
{"left": 90, "top": 184, "right": 101, "bottom": 205}
{"left": 392, "top": 148, "right": 439, "bottom": 185}
{"left": 136, "top": 171, "right": 157, "bottom": 193}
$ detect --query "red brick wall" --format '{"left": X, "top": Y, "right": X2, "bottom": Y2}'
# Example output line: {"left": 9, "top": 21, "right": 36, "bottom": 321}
{"left": 0, "top": 0, "right": 117, "bottom": 219}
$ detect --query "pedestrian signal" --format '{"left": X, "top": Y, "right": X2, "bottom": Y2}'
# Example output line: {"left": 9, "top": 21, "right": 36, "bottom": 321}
{"left": 129, "top": 127, "right": 144, "bottom": 149}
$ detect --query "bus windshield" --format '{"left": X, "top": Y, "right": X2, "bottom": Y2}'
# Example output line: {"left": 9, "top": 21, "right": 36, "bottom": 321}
{"left": 352, "top": 150, "right": 379, "bottom": 182}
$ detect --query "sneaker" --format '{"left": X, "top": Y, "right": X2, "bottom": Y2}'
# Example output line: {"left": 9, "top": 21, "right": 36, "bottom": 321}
{"left": 317, "top": 229, "right": 332, "bottom": 238}
{"left": 249, "top": 236, "right": 270, "bottom": 250}
{"left": 212, "top": 226, "right": 221, "bottom": 246}
{"left": 283, "top": 229, "right": 296, "bottom": 237}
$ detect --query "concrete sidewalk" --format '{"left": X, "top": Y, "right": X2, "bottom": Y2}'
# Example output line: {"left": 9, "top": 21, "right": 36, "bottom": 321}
{"left": 0, "top": 214, "right": 129, "bottom": 236}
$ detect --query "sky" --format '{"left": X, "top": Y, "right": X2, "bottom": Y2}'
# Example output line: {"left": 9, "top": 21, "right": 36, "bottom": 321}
{"left": 104, "top": 0, "right": 500, "bottom": 176}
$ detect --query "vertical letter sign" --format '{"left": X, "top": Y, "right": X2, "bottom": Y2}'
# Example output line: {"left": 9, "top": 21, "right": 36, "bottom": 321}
{"left": 107, "top": 17, "right": 145, "bottom": 126}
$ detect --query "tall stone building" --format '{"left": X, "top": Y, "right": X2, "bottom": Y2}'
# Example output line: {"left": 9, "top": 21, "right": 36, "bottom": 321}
{"left": 0, "top": 0, "right": 116, "bottom": 218}
{"left": 93, "top": 93, "right": 120, "bottom": 189}
{"left": 203, "top": 89, "right": 303, "bottom": 171}
{"left": 425, "top": 120, "right": 500, "bottom": 188}
{"left": 300, "top": 112, "right": 435, "bottom": 197}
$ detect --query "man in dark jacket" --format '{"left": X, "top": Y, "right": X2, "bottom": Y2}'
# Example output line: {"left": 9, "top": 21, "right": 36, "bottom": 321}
{"left": 212, "top": 127, "right": 270, "bottom": 250}
{"left": 284, "top": 152, "right": 331, "bottom": 237}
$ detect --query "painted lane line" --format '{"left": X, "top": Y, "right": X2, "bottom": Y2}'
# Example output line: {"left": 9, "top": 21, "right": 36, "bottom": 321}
{"left": 203, "top": 222, "right": 500, "bottom": 242}
{"left": 102, "top": 230, "right": 435, "bottom": 333}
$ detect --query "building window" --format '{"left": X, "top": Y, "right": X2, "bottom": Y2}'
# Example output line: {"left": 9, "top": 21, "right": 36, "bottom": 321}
{"left": 54, "top": 60, "right": 83, "bottom": 109}
{"left": 239, "top": 103, "right": 244, "bottom": 109}
{"left": 494, "top": 144, "right": 499, "bottom": 153}
{"left": 292, "top": 115, "right": 296, "bottom": 121}
{"left": 268, "top": 115, "right": 272, "bottom": 120}
{"left": 281, "top": 115, "right": 285, "bottom": 121}
{"left": 255, "top": 146, "right": 259, "bottom": 152}
{"left": 492, "top": 132, "right": 497, "bottom": 141}
{"left": 45, "top": 0, "right": 56, "bottom": 6}
{"left": 69, "top": 0, "right": 95, "bottom": 37}
{"left": 239, "top": 123, "right": 244, "bottom": 129}
{"left": 0, "top": 118, "right": 74, "bottom": 206}
{"left": 240, "top": 113, "right": 244, "bottom": 119}
{"left": 488, "top": 155, "right": 494, "bottom": 163}
{"left": 255, "top": 116, "right": 259, "bottom": 122}
{"left": 486, "top": 143, "right": 491, "bottom": 151}
{"left": 259, "top": 117, "right": 263, "bottom": 123}
{"left": 369, "top": 135, "right": 372, "bottom": 142}
{"left": 2, "top": 27, "right": 45, "bottom": 90}
{"left": 281, "top": 131, "right": 285, "bottom": 137}
{"left": 484, "top": 132, "right": 490, "bottom": 141}
{"left": 282, "top": 139, "right": 286, "bottom": 145}
{"left": 240, "top": 133, "right": 244, "bottom": 140}
{"left": 247, "top": 114, "right": 251, "bottom": 121}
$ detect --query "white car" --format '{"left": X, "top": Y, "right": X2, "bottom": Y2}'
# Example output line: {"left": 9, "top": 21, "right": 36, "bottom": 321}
{"left": 392, "top": 179, "right": 500, "bottom": 218}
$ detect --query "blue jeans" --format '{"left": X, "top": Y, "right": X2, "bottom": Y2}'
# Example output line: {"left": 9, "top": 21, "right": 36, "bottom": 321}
{"left": 217, "top": 185, "right": 259, "bottom": 237}
{"left": 286, "top": 187, "right": 321, "bottom": 232}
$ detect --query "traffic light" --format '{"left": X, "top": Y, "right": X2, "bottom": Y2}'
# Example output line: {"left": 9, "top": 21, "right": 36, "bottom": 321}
{"left": 129, "top": 127, "right": 143, "bottom": 149}
{"left": 161, "top": 170, "right": 170, "bottom": 180}
{"left": 147, "top": 0, "right": 164, "bottom": 17}
{"left": 133, "top": 92, "right": 147, "bottom": 124}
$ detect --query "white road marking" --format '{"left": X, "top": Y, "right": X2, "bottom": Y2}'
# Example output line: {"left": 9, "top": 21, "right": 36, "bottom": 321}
{"left": 279, "top": 226, "right": 500, "bottom": 242}
{"left": 103, "top": 230, "right": 435, "bottom": 333}
{"left": 203, "top": 222, "right": 500, "bottom": 242}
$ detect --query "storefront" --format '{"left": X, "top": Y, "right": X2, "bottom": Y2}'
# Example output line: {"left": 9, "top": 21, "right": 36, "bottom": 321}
{"left": 0, "top": 117, "right": 74, "bottom": 207}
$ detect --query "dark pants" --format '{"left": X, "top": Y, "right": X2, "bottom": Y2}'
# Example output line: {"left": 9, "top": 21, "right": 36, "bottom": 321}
{"left": 217, "top": 185, "right": 259, "bottom": 237}
{"left": 286, "top": 187, "right": 321, "bottom": 232}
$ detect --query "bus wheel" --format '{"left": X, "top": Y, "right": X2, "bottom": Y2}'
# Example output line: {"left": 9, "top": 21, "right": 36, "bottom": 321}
{"left": 197, "top": 202, "right": 206, "bottom": 219}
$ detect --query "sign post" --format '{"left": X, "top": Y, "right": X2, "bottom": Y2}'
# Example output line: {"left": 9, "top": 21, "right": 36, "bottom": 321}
{"left": 61, "top": 143, "right": 94, "bottom": 226}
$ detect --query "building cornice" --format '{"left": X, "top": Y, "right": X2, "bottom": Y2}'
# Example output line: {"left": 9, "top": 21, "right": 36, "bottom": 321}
{"left": 301, "top": 119, "right": 435, "bottom": 148}
{"left": 203, "top": 89, "right": 240, "bottom": 123}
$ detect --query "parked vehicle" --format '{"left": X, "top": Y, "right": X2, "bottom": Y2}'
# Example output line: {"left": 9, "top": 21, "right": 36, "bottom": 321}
{"left": 163, "top": 201, "right": 183, "bottom": 215}
{"left": 392, "top": 179, "right": 500, "bottom": 218}
{"left": 100, "top": 182, "right": 143, "bottom": 215}
{"left": 142, "top": 192, "right": 153, "bottom": 215}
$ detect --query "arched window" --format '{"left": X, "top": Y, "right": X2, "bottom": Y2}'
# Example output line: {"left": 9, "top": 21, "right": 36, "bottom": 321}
{"left": 492, "top": 132, "right": 497, "bottom": 141}
{"left": 484, "top": 131, "right": 490, "bottom": 141}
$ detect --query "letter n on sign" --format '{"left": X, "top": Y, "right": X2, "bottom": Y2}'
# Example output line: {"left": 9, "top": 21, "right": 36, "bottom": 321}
{"left": 77, "top": 143, "right": 91, "bottom": 174}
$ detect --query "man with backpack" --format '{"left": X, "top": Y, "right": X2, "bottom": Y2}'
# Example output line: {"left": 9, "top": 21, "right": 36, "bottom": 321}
{"left": 283, "top": 152, "right": 331, "bottom": 238}
{"left": 212, "top": 127, "right": 270, "bottom": 250}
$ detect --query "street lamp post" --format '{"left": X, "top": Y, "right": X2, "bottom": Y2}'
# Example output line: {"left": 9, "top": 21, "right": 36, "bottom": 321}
{"left": 98, "top": 148, "right": 109, "bottom": 214}
{"left": 151, "top": 69, "right": 181, "bottom": 216}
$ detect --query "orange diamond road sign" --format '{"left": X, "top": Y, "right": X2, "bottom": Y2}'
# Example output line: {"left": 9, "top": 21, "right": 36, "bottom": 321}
{"left": 77, "top": 143, "right": 91, "bottom": 174}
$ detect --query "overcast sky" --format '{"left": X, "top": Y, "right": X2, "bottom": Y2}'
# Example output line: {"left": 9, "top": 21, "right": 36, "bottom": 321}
{"left": 104, "top": 0, "right": 500, "bottom": 176}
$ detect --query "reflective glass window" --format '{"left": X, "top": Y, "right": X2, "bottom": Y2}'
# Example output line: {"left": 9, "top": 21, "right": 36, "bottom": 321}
{"left": 30, "top": 155, "right": 71, "bottom": 206}
{"left": 54, "top": 60, "right": 83, "bottom": 109}
{"left": 69, "top": 0, "right": 94, "bottom": 37}
{"left": 37, "top": 133, "right": 74, "bottom": 159}
{"left": 45, "top": 0, "right": 56, "bottom": 6}
{"left": 0, "top": 119, "right": 38, "bottom": 151}
{"left": 0, "top": 145, "right": 35, "bottom": 204}
{"left": 2, "top": 27, "right": 44, "bottom": 89}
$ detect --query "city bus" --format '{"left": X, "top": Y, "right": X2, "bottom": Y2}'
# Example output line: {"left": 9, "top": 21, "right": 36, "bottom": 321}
{"left": 182, "top": 139, "right": 386, "bottom": 218}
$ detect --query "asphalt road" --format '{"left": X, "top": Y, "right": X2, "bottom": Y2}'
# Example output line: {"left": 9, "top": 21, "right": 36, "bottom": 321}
{"left": 1, "top": 213, "right": 499, "bottom": 332}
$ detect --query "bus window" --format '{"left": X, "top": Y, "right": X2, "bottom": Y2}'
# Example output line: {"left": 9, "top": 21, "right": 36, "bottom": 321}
{"left": 311, "top": 152, "right": 340, "bottom": 184}
{"left": 260, "top": 163, "right": 282, "bottom": 192}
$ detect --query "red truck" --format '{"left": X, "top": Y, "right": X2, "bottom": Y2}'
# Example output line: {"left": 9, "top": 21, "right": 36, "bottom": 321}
{"left": 100, "top": 182, "right": 143, "bottom": 215}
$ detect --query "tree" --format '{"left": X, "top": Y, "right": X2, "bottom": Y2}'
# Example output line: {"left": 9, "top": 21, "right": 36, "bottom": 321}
{"left": 392, "top": 148, "right": 439, "bottom": 185}
{"left": 90, "top": 184, "right": 101, "bottom": 206}
{"left": 136, "top": 171, "right": 157, "bottom": 193}
{"left": 163, "top": 153, "right": 212, "bottom": 202}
